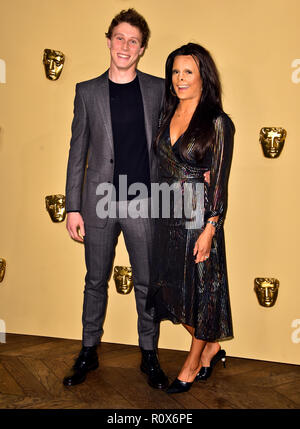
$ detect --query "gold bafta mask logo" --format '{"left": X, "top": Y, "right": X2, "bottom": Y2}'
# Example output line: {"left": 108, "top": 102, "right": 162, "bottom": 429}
{"left": 259, "top": 127, "right": 287, "bottom": 158}
{"left": 43, "top": 49, "right": 65, "bottom": 80}
{"left": 113, "top": 266, "right": 133, "bottom": 295}
{"left": 254, "top": 278, "right": 279, "bottom": 307}
{"left": 45, "top": 194, "right": 66, "bottom": 222}
{"left": 0, "top": 258, "right": 6, "bottom": 283}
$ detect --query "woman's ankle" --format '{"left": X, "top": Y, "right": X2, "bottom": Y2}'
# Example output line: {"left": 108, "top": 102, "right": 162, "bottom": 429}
{"left": 201, "top": 342, "right": 221, "bottom": 366}
{"left": 178, "top": 362, "right": 202, "bottom": 382}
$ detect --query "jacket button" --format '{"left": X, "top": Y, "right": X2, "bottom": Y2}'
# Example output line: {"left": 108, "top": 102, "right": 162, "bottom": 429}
{"left": 110, "top": 159, "right": 113, "bottom": 163}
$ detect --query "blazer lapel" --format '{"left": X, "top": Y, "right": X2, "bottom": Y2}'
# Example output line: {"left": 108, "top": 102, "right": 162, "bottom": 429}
{"left": 137, "top": 70, "right": 153, "bottom": 154}
{"left": 95, "top": 70, "right": 114, "bottom": 153}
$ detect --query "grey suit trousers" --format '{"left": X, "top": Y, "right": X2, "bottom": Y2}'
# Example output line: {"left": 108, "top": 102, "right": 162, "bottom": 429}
{"left": 82, "top": 200, "right": 158, "bottom": 350}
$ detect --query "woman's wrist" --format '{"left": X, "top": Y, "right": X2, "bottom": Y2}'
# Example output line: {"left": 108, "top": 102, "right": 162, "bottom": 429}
{"left": 206, "top": 220, "right": 217, "bottom": 228}
{"left": 205, "top": 221, "right": 216, "bottom": 236}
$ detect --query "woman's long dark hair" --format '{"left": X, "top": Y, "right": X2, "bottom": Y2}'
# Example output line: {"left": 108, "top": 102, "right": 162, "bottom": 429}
{"left": 157, "top": 43, "right": 223, "bottom": 161}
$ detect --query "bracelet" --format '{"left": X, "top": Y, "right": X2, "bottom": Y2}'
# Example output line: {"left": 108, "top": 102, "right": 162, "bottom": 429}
{"left": 206, "top": 220, "right": 217, "bottom": 228}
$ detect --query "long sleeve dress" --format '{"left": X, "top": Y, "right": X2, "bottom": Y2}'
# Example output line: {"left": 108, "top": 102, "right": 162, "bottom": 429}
{"left": 147, "top": 112, "right": 235, "bottom": 342}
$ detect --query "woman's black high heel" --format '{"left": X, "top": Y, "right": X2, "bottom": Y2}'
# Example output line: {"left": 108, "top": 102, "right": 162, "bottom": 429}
{"left": 196, "top": 349, "right": 226, "bottom": 381}
{"left": 166, "top": 377, "right": 193, "bottom": 394}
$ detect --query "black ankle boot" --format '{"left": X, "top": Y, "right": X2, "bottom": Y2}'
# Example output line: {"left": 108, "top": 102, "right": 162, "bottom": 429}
{"left": 140, "top": 349, "right": 169, "bottom": 389}
{"left": 63, "top": 345, "right": 99, "bottom": 386}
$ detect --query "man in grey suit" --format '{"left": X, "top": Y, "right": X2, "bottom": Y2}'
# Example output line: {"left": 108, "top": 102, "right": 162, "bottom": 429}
{"left": 63, "top": 9, "right": 168, "bottom": 389}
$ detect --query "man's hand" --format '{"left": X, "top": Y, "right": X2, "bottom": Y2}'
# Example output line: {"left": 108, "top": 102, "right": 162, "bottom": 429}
{"left": 66, "top": 212, "right": 85, "bottom": 242}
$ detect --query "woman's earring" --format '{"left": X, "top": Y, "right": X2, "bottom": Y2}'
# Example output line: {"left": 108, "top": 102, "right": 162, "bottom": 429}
{"left": 170, "top": 84, "right": 177, "bottom": 97}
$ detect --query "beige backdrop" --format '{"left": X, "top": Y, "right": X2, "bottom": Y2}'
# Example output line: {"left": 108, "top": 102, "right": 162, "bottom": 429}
{"left": 0, "top": 0, "right": 299, "bottom": 365}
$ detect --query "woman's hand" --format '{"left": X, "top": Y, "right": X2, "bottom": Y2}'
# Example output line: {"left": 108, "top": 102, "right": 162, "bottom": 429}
{"left": 204, "top": 171, "right": 210, "bottom": 184}
{"left": 193, "top": 226, "right": 214, "bottom": 263}
{"left": 193, "top": 172, "right": 213, "bottom": 262}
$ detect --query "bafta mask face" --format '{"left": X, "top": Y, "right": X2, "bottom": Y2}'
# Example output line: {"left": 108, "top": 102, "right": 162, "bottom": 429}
{"left": 45, "top": 194, "right": 66, "bottom": 222}
{"left": 113, "top": 266, "right": 133, "bottom": 294}
{"left": 43, "top": 49, "right": 65, "bottom": 80}
{"left": 0, "top": 258, "right": 6, "bottom": 282}
{"left": 259, "top": 127, "right": 286, "bottom": 158}
{"left": 254, "top": 278, "right": 279, "bottom": 307}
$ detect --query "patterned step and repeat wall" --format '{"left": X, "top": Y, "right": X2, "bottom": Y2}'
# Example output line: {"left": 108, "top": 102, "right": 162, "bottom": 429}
{"left": 0, "top": 0, "right": 299, "bottom": 364}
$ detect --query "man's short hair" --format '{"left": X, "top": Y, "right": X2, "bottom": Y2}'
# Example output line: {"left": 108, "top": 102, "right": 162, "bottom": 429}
{"left": 105, "top": 8, "right": 150, "bottom": 48}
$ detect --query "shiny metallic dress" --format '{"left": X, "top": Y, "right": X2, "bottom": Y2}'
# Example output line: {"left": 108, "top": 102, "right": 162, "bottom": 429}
{"left": 148, "top": 113, "right": 235, "bottom": 342}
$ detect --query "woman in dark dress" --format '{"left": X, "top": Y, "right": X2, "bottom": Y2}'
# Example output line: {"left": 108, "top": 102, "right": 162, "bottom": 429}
{"left": 148, "top": 43, "right": 234, "bottom": 394}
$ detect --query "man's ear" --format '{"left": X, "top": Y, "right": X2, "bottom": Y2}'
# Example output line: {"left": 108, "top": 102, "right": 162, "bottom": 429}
{"left": 139, "top": 46, "right": 145, "bottom": 57}
{"left": 106, "top": 37, "right": 111, "bottom": 49}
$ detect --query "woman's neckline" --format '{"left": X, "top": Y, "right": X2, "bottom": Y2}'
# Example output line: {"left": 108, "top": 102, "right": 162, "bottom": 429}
{"left": 168, "top": 124, "right": 185, "bottom": 147}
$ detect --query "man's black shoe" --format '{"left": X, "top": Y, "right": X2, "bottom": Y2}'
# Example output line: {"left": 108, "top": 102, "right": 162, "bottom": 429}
{"left": 140, "top": 349, "right": 169, "bottom": 389}
{"left": 63, "top": 345, "right": 99, "bottom": 386}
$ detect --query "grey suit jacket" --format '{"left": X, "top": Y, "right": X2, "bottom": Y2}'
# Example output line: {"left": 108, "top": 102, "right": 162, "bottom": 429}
{"left": 65, "top": 69, "right": 165, "bottom": 227}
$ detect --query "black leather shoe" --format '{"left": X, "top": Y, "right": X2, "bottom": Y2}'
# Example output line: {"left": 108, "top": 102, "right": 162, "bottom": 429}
{"left": 63, "top": 345, "right": 99, "bottom": 386}
{"left": 140, "top": 349, "right": 169, "bottom": 389}
{"left": 166, "top": 377, "right": 193, "bottom": 394}
{"left": 196, "top": 349, "right": 226, "bottom": 381}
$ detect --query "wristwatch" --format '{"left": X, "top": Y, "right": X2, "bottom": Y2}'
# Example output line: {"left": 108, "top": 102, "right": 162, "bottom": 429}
{"left": 206, "top": 220, "right": 217, "bottom": 228}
